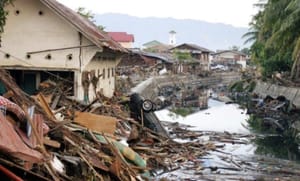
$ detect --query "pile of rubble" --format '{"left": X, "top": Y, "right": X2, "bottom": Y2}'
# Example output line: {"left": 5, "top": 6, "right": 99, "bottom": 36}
{"left": 0, "top": 69, "right": 216, "bottom": 181}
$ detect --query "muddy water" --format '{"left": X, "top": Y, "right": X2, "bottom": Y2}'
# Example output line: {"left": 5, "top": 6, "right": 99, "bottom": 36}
{"left": 155, "top": 99, "right": 300, "bottom": 180}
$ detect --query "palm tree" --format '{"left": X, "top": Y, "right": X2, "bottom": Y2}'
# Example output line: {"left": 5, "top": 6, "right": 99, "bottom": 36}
{"left": 263, "top": 0, "right": 300, "bottom": 79}
{"left": 285, "top": 0, "right": 300, "bottom": 79}
{"left": 248, "top": 0, "right": 300, "bottom": 78}
{"left": 242, "top": 1, "right": 266, "bottom": 45}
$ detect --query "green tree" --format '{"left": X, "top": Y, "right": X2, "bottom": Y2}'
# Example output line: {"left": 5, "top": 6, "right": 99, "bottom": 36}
{"left": 173, "top": 50, "right": 193, "bottom": 62}
{"left": 241, "top": 47, "right": 250, "bottom": 55}
{"left": 76, "top": 7, "right": 95, "bottom": 22}
{"left": 0, "top": 0, "right": 13, "bottom": 33}
{"left": 229, "top": 45, "right": 240, "bottom": 51}
{"left": 76, "top": 7, "right": 105, "bottom": 31}
{"left": 285, "top": 0, "right": 300, "bottom": 79}
{"left": 246, "top": 0, "right": 300, "bottom": 78}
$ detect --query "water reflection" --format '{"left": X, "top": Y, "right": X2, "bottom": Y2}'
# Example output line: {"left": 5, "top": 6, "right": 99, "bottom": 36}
{"left": 247, "top": 115, "right": 300, "bottom": 162}
{"left": 253, "top": 135, "right": 300, "bottom": 161}
{"left": 155, "top": 99, "right": 249, "bottom": 133}
{"left": 156, "top": 97, "right": 300, "bottom": 162}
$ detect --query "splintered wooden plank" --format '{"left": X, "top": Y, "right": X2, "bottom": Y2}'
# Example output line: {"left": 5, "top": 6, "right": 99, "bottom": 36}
{"left": 74, "top": 111, "right": 117, "bottom": 135}
{"left": 43, "top": 138, "right": 61, "bottom": 148}
{"left": 36, "top": 93, "right": 56, "bottom": 121}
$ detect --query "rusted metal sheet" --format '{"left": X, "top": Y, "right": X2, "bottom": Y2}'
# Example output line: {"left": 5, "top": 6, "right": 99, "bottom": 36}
{"left": 0, "top": 113, "right": 43, "bottom": 163}
{"left": 14, "top": 114, "right": 48, "bottom": 149}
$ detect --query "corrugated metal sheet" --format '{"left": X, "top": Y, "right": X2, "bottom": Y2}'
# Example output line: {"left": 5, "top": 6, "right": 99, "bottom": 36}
{"left": 0, "top": 113, "right": 43, "bottom": 163}
{"left": 40, "top": 0, "right": 127, "bottom": 53}
{"left": 212, "top": 50, "right": 246, "bottom": 56}
{"left": 171, "top": 43, "right": 213, "bottom": 53}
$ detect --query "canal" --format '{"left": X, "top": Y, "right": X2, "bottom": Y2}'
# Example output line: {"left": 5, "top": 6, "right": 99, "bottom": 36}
{"left": 155, "top": 99, "right": 300, "bottom": 180}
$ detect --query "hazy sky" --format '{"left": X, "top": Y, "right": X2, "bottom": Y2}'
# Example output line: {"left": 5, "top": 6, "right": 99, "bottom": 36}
{"left": 57, "top": 0, "right": 258, "bottom": 28}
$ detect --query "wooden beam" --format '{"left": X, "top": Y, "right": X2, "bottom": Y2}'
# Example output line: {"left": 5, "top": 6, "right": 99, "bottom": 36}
{"left": 74, "top": 111, "right": 117, "bottom": 135}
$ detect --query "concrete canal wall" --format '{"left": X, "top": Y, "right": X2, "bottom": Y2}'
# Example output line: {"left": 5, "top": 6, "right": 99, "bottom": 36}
{"left": 253, "top": 81, "right": 300, "bottom": 108}
{"left": 132, "top": 72, "right": 241, "bottom": 99}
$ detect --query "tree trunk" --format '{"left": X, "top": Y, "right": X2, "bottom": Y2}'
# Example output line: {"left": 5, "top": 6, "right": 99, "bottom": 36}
{"left": 291, "top": 56, "right": 300, "bottom": 81}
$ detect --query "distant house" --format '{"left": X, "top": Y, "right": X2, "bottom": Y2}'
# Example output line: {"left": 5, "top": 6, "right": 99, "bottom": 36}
{"left": 142, "top": 40, "right": 164, "bottom": 50}
{"left": 144, "top": 44, "right": 174, "bottom": 53}
{"left": 117, "top": 50, "right": 173, "bottom": 73}
{"left": 170, "top": 43, "right": 212, "bottom": 71}
{"left": 107, "top": 32, "right": 134, "bottom": 49}
{"left": 212, "top": 50, "right": 247, "bottom": 69}
{"left": 0, "top": 0, "right": 126, "bottom": 101}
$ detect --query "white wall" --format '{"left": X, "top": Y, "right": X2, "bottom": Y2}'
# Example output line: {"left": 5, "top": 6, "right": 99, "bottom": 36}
{"left": 0, "top": 0, "right": 119, "bottom": 99}
{"left": 237, "top": 60, "right": 247, "bottom": 70}
{"left": 119, "top": 42, "right": 133, "bottom": 49}
{"left": 82, "top": 58, "right": 119, "bottom": 99}
{"left": 0, "top": 0, "right": 99, "bottom": 70}
{"left": 216, "top": 52, "right": 235, "bottom": 59}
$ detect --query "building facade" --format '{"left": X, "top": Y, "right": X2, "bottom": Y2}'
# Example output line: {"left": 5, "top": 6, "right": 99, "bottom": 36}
{"left": 0, "top": 0, "right": 126, "bottom": 101}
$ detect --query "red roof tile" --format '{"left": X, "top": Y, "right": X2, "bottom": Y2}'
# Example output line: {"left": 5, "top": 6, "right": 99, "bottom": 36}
{"left": 108, "top": 32, "right": 134, "bottom": 43}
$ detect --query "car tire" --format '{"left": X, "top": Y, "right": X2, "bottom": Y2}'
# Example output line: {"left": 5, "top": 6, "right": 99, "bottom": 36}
{"left": 142, "top": 99, "right": 153, "bottom": 112}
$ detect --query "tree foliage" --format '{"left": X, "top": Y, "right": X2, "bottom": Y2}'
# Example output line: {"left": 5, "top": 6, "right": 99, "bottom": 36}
{"left": 173, "top": 50, "right": 193, "bottom": 62}
{"left": 246, "top": 0, "right": 300, "bottom": 79}
{"left": 76, "top": 7, "right": 105, "bottom": 31}
{"left": 76, "top": 7, "right": 95, "bottom": 22}
{"left": 229, "top": 45, "right": 240, "bottom": 51}
{"left": 0, "top": 0, "right": 13, "bottom": 33}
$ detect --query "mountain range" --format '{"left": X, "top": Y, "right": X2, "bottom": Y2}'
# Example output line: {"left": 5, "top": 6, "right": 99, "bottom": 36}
{"left": 95, "top": 13, "right": 249, "bottom": 51}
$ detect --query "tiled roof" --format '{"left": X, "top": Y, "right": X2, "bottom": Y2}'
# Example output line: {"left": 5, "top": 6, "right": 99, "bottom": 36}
{"left": 107, "top": 32, "right": 134, "bottom": 42}
{"left": 40, "top": 0, "right": 126, "bottom": 52}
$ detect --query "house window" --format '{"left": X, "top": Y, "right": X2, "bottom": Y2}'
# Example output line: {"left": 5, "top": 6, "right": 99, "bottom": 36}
{"left": 107, "top": 68, "right": 110, "bottom": 78}
{"left": 111, "top": 68, "right": 114, "bottom": 77}
{"left": 102, "top": 68, "right": 105, "bottom": 79}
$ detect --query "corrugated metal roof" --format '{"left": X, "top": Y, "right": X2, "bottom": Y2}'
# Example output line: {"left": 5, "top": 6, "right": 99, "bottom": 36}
{"left": 142, "top": 40, "right": 164, "bottom": 47}
{"left": 40, "top": 0, "right": 127, "bottom": 52}
{"left": 171, "top": 43, "right": 213, "bottom": 53}
{"left": 108, "top": 32, "right": 134, "bottom": 42}
{"left": 139, "top": 51, "right": 173, "bottom": 63}
{"left": 212, "top": 50, "right": 246, "bottom": 56}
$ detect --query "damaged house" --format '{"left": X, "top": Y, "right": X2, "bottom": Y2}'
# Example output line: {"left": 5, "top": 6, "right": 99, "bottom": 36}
{"left": 0, "top": 0, "right": 126, "bottom": 102}
{"left": 117, "top": 50, "right": 173, "bottom": 78}
{"left": 212, "top": 50, "right": 247, "bottom": 70}
{"left": 170, "top": 43, "right": 212, "bottom": 74}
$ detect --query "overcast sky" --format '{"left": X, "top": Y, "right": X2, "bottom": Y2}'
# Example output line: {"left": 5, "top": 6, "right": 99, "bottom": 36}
{"left": 57, "top": 0, "right": 258, "bottom": 28}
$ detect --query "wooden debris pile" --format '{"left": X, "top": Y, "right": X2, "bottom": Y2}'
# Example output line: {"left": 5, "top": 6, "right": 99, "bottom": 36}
{"left": 0, "top": 68, "right": 217, "bottom": 180}
{"left": 0, "top": 69, "right": 149, "bottom": 181}
{"left": 246, "top": 94, "right": 300, "bottom": 133}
